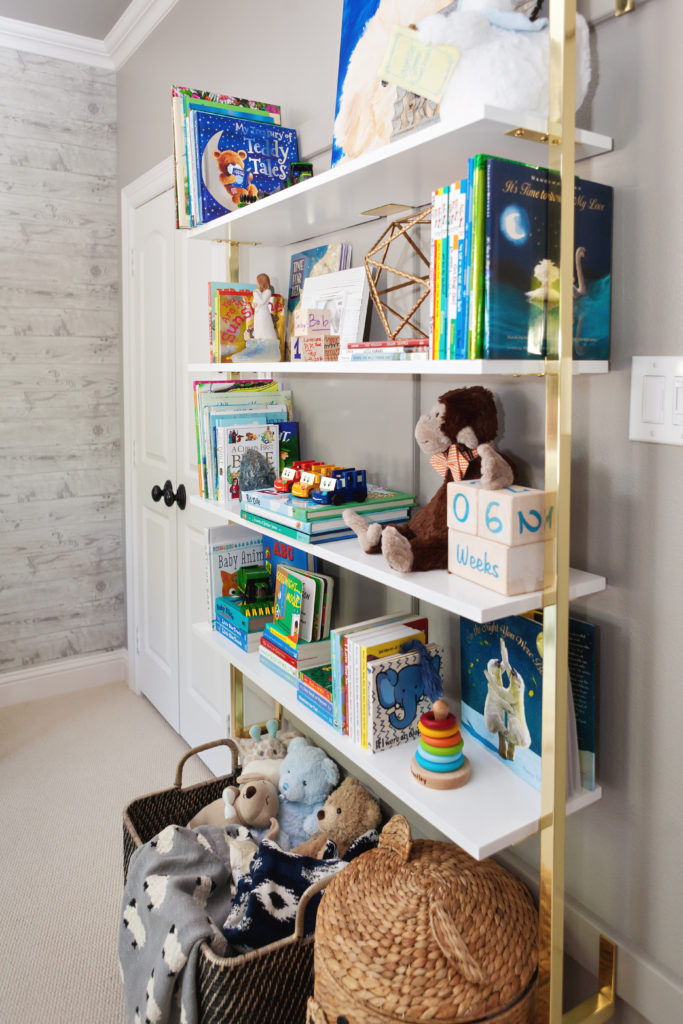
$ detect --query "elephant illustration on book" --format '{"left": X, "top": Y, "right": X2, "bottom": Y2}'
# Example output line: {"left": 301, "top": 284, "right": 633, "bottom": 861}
{"left": 376, "top": 650, "right": 442, "bottom": 730}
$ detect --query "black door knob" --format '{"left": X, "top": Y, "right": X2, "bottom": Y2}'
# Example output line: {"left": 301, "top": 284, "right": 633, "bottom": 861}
{"left": 151, "top": 480, "right": 186, "bottom": 510}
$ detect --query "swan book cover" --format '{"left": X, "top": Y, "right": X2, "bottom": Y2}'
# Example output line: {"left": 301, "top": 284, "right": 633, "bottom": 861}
{"left": 460, "top": 614, "right": 597, "bottom": 794}
{"left": 191, "top": 110, "right": 298, "bottom": 224}
{"left": 483, "top": 157, "right": 614, "bottom": 361}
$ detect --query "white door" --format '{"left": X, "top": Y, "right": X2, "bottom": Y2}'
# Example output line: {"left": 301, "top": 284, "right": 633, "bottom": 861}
{"left": 126, "top": 176, "right": 236, "bottom": 775}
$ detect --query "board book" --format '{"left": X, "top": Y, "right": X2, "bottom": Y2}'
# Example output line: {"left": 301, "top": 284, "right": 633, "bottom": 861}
{"left": 367, "top": 641, "right": 443, "bottom": 753}
{"left": 240, "top": 484, "right": 415, "bottom": 521}
{"left": 204, "top": 525, "right": 264, "bottom": 628}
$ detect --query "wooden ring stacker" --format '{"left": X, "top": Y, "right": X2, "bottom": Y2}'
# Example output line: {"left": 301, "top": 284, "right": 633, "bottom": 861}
{"left": 410, "top": 699, "right": 470, "bottom": 791}
{"left": 419, "top": 711, "right": 457, "bottom": 731}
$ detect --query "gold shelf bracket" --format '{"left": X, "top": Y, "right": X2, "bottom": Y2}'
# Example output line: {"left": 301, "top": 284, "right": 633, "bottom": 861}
{"left": 562, "top": 936, "right": 617, "bottom": 1023}
{"left": 229, "top": 664, "right": 283, "bottom": 739}
{"left": 506, "top": 127, "right": 561, "bottom": 146}
{"left": 615, "top": 0, "right": 634, "bottom": 16}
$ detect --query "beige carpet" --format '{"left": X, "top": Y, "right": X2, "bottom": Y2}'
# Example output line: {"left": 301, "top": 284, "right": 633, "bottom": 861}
{"left": 0, "top": 681, "right": 214, "bottom": 1024}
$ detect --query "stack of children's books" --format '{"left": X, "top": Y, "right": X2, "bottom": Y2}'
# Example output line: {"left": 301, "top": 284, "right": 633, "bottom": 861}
{"left": 338, "top": 338, "right": 430, "bottom": 362}
{"left": 240, "top": 483, "right": 416, "bottom": 546}
{"left": 429, "top": 154, "right": 613, "bottom": 362}
{"left": 193, "top": 379, "right": 298, "bottom": 502}
{"left": 259, "top": 563, "right": 334, "bottom": 685}
{"left": 328, "top": 612, "right": 442, "bottom": 753}
{"left": 172, "top": 85, "right": 298, "bottom": 227}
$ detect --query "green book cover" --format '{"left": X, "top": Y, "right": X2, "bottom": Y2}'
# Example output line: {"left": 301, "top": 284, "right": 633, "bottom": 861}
{"left": 275, "top": 568, "right": 303, "bottom": 642}
{"left": 468, "top": 153, "right": 492, "bottom": 359}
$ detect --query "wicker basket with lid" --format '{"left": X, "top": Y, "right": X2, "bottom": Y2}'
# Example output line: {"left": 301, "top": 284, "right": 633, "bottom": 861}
{"left": 307, "top": 815, "right": 538, "bottom": 1024}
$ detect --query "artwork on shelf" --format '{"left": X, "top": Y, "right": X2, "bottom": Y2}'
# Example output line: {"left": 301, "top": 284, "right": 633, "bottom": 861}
{"left": 300, "top": 267, "right": 371, "bottom": 353}
{"left": 331, "top": 0, "right": 448, "bottom": 166}
{"left": 286, "top": 244, "right": 351, "bottom": 359}
{"left": 364, "top": 208, "right": 431, "bottom": 340}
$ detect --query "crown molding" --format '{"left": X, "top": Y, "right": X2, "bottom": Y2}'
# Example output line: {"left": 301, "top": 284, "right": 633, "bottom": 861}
{"left": 0, "top": 15, "right": 113, "bottom": 68}
{"left": 0, "top": 0, "right": 179, "bottom": 71}
{"left": 106, "top": 0, "right": 179, "bottom": 70}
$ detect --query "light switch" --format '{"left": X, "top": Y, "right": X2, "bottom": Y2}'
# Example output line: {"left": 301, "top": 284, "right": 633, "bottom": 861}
{"left": 642, "top": 375, "right": 665, "bottom": 423}
{"left": 630, "top": 356, "right": 683, "bottom": 445}
{"left": 673, "top": 378, "right": 683, "bottom": 426}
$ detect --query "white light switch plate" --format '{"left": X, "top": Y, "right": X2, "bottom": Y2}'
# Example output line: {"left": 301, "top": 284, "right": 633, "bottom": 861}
{"left": 630, "top": 356, "right": 683, "bottom": 445}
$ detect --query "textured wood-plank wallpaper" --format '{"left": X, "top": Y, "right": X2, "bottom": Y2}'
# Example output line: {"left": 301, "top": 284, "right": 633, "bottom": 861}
{"left": 0, "top": 48, "right": 123, "bottom": 671}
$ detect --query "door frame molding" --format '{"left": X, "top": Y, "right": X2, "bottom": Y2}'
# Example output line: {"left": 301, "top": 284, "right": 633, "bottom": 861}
{"left": 121, "top": 156, "right": 174, "bottom": 694}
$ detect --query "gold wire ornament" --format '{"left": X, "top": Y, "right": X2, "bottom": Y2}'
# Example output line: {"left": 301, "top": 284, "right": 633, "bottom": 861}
{"left": 363, "top": 207, "right": 431, "bottom": 340}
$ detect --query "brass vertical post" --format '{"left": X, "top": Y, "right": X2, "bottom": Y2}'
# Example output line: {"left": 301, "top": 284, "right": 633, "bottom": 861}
{"left": 537, "top": 0, "right": 576, "bottom": 1020}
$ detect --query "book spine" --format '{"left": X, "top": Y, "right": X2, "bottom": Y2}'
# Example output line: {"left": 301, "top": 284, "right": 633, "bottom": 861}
{"left": 242, "top": 510, "right": 304, "bottom": 542}
{"left": 298, "top": 672, "right": 333, "bottom": 702}
{"left": 484, "top": 157, "right": 494, "bottom": 357}
{"left": 343, "top": 635, "right": 355, "bottom": 743}
{"left": 439, "top": 184, "right": 450, "bottom": 361}
{"left": 468, "top": 154, "right": 489, "bottom": 359}
{"left": 259, "top": 643, "right": 298, "bottom": 681}
{"left": 215, "top": 616, "right": 252, "bottom": 651}
{"left": 360, "top": 643, "right": 370, "bottom": 750}
{"left": 329, "top": 630, "right": 343, "bottom": 733}
{"left": 297, "top": 686, "right": 334, "bottom": 725}
{"left": 455, "top": 180, "right": 469, "bottom": 359}
{"left": 261, "top": 634, "right": 298, "bottom": 667}
{"left": 347, "top": 339, "right": 429, "bottom": 349}
{"left": 430, "top": 189, "right": 438, "bottom": 360}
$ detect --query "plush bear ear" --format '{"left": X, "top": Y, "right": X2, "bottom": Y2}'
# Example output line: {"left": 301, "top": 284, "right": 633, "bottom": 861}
{"left": 288, "top": 737, "right": 309, "bottom": 754}
{"left": 321, "top": 757, "right": 340, "bottom": 788}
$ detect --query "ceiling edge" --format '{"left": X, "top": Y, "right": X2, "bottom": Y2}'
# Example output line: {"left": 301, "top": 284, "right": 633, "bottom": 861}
{"left": 106, "top": 0, "right": 179, "bottom": 71}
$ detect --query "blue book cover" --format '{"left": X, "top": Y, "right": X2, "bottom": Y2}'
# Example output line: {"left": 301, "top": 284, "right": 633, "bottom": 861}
{"left": 192, "top": 110, "right": 298, "bottom": 223}
{"left": 484, "top": 157, "right": 613, "bottom": 360}
{"left": 460, "top": 614, "right": 597, "bottom": 792}
{"left": 261, "top": 534, "right": 315, "bottom": 591}
{"left": 297, "top": 686, "right": 334, "bottom": 725}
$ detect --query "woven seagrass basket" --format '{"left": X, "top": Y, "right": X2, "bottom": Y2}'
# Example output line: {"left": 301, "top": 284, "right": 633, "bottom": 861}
{"left": 307, "top": 815, "right": 538, "bottom": 1024}
{"left": 123, "top": 738, "right": 320, "bottom": 1024}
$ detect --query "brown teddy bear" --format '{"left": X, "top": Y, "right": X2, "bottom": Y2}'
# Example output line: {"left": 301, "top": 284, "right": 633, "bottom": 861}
{"left": 188, "top": 777, "right": 281, "bottom": 843}
{"left": 212, "top": 148, "right": 258, "bottom": 205}
{"left": 293, "top": 777, "right": 381, "bottom": 859}
{"left": 343, "top": 385, "right": 514, "bottom": 573}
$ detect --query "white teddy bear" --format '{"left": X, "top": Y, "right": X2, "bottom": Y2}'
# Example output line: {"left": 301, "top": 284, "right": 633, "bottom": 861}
{"left": 416, "top": 0, "right": 591, "bottom": 123}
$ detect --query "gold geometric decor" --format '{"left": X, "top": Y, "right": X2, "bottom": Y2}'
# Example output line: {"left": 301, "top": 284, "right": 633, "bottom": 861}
{"left": 363, "top": 207, "right": 431, "bottom": 340}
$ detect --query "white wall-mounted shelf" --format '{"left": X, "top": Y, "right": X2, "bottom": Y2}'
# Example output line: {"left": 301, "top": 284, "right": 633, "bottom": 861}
{"left": 187, "top": 106, "right": 612, "bottom": 248}
{"left": 191, "top": 496, "right": 606, "bottom": 624}
{"left": 194, "top": 621, "right": 601, "bottom": 860}
{"left": 189, "top": 359, "right": 609, "bottom": 377}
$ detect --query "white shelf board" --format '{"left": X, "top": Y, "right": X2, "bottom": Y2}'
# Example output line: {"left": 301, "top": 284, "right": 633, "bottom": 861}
{"left": 187, "top": 106, "right": 612, "bottom": 247}
{"left": 195, "top": 621, "right": 601, "bottom": 860}
{"left": 191, "top": 496, "right": 606, "bottom": 624}
{"left": 189, "top": 360, "right": 608, "bottom": 377}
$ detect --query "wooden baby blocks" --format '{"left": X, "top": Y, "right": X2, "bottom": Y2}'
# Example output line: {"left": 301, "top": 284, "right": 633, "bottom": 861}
{"left": 448, "top": 530, "right": 545, "bottom": 595}
{"left": 447, "top": 481, "right": 555, "bottom": 546}
{"left": 447, "top": 481, "right": 553, "bottom": 596}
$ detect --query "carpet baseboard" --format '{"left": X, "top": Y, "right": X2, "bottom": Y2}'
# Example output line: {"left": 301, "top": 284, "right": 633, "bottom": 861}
{"left": 0, "top": 649, "right": 129, "bottom": 707}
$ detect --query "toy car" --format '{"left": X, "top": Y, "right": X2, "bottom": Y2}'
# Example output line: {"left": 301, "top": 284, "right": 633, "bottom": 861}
{"left": 232, "top": 565, "right": 274, "bottom": 613}
{"left": 291, "top": 463, "right": 337, "bottom": 499}
{"left": 311, "top": 468, "right": 347, "bottom": 504}
{"left": 312, "top": 468, "right": 367, "bottom": 505}
{"left": 273, "top": 460, "right": 318, "bottom": 493}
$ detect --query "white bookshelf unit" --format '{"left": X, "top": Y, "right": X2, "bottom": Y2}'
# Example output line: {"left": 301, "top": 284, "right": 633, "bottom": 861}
{"left": 188, "top": 109, "right": 612, "bottom": 859}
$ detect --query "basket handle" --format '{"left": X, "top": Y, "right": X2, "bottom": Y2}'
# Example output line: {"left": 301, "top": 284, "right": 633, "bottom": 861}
{"left": 173, "top": 738, "right": 239, "bottom": 789}
{"left": 293, "top": 874, "right": 333, "bottom": 940}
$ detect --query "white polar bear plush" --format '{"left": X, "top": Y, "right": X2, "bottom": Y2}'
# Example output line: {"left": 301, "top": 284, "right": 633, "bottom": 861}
{"left": 416, "top": 0, "right": 591, "bottom": 123}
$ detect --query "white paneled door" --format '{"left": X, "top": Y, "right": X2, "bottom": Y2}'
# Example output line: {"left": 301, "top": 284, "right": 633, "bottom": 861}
{"left": 126, "top": 176, "right": 235, "bottom": 775}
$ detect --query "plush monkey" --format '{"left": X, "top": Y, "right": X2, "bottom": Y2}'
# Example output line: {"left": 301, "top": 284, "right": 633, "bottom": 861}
{"left": 343, "top": 386, "right": 514, "bottom": 573}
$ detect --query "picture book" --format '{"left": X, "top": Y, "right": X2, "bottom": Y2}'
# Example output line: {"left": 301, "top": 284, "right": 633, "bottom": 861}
{"left": 352, "top": 623, "right": 427, "bottom": 749}
{"left": 171, "top": 85, "right": 281, "bottom": 228}
{"left": 261, "top": 533, "right": 316, "bottom": 591}
{"left": 467, "top": 153, "right": 491, "bottom": 359}
{"left": 483, "top": 156, "right": 614, "bottom": 360}
{"left": 204, "top": 525, "right": 264, "bottom": 627}
{"left": 277, "top": 421, "right": 300, "bottom": 476}
{"left": 216, "top": 422, "right": 279, "bottom": 503}
{"left": 459, "top": 614, "right": 594, "bottom": 794}
{"left": 367, "top": 641, "right": 443, "bottom": 753}
{"left": 193, "top": 379, "right": 278, "bottom": 490}
{"left": 286, "top": 243, "right": 351, "bottom": 356}
{"left": 329, "top": 610, "right": 412, "bottom": 734}
{"left": 211, "top": 285, "right": 255, "bottom": 362}
{"left": 192, "top": 110, "right": 298, "bottom": 223}
{"left": 446, "top": 179, "right": 467, "bottom": 359}
{"left": 241, "top": 511, "right": 358, "bottom": 545}
{"left": 240, "top": 484, "right": 415, "bottom": 521}
{"left": 207, "top": 406, "right": 288, "bottom": 501}
{"left": 274, "top": 568, "right": 304, "bottom": 641}
{"left": 298, "top": 664, "right": 334, "bottom": 724}
{"left": 241, "top": 503, "right": 410, "bottom": 536}
{"left": 300, "top": 267, "right": 370, "bottom": 352}
{"left": 215, "top": 615, "right": 264, "bottom": 653}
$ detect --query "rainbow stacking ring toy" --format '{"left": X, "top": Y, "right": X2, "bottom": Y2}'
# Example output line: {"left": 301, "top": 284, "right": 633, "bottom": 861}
{"left": 410, "top": 699, "right": 471, "bottom": 790}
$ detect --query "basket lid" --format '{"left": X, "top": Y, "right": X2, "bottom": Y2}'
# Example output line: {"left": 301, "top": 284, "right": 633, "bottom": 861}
{"left": 314, "top": 816, "right": 538, "bottom": 1023}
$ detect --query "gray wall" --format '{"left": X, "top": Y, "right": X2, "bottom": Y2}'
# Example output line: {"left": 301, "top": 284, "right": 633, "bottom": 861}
{"left": 0, "top": 48, "right": 122, "bottom": 671}
{"left": 117, "top": 2, "right": 682, "bottom": 1020}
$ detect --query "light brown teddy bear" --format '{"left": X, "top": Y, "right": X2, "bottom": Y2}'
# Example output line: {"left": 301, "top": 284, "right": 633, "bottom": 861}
{"left": 188, "top": 777, "right": 280, "bottom": 843}
{"left": 293, "top": 777, "right": 381, "bottom": 859}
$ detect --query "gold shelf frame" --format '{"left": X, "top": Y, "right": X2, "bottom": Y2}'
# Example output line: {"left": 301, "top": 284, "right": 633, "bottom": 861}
{"left": 537, "top": 2, "right": 618, "bottom": 1021}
